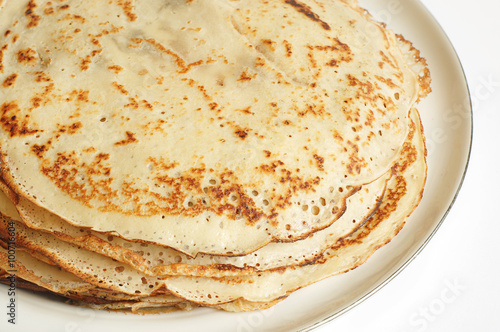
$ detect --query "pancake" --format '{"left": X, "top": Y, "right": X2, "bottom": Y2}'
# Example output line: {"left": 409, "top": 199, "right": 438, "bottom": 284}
{"left": 0, "top": 107, "right": 426, "bottom": 307}
{"left": 0, "top": 0, "right": 431, "bottom": 313}
{"left": 0, "top": 0, "right": 426, "bottom": 256}
{"left": 0, "top": 169, "right": 389, "bottom": 277}
{"left": 0, "top": 247, "right": 277, "bottom": 312}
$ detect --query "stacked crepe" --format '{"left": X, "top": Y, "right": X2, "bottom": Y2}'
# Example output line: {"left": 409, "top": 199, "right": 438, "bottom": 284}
{"left": 0, "top": 0, "right": 430, "bottom": 313}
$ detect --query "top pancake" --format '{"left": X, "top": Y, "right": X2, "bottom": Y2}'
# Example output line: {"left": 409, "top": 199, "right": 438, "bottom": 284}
{"left": 0, "top": 0, "right": 424, "bottom": 255}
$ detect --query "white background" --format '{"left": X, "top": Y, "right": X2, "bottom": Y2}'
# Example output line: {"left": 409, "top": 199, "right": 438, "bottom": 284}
{"left": 317, "top": 0, "right": 500, "bottom": 331}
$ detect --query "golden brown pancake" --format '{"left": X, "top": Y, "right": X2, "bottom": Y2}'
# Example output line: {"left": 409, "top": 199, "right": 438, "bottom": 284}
{"left": 0, "top": 0, "right": 430, "bottom": 312}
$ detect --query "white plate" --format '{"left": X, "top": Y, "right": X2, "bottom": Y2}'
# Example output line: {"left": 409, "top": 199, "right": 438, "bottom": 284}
{"left": 0, "top": 1, "right": 472, "bottom": 331}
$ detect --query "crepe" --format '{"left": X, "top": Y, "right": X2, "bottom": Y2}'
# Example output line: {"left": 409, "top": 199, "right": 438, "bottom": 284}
{"left": 0, "top": 169, "right": 389, "bottom": 277}
{"left": 0, "top": 0, "right": 426, "bottom": 256}
{"left": 0, "top": 0, "right": 430, "bottom": 313}
{"left": 0, "top": 247, "right": 279, "bottom": 313}
{"left": 0, "top": 107, "right": 426, "bottom": 306}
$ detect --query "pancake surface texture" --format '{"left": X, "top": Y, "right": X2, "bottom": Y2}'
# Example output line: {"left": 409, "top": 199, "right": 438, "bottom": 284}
{"left": 0, "top": 0, "right": 430, "bottom": 313}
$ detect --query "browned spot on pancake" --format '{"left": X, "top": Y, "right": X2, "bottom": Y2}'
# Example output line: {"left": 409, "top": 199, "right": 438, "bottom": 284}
{"left": 33, "top": 71, "right": 52, "bottom": 83}
{"left": 0, "top": 44, "right": 7, "bottom": 73}
{"left": 114, "top": 131, "right": 137, "bottom": 145}
{"left": 57, "top": 122, "right": 83, "bottom": 135}
{"left": 2, "top": 74, "right": 18, "bottom": 88}
{"left": 17, "top": 48, "right": 38, "bottom": 65}
{"left": 313, "top": 154, "right": 324, "bottom": 171}
{"left": 283, "top": 40, "right": 293, "bottom": 57}
{"left": 31, "top": 144, "right": 48, "bottom": 158}
{"left": 43, "top": 5, "right": 54, "bottom": 15}
{"left": 115, "top": 0, "right": 137, "bottom": 22}
{"left": 178, "top": 60, "right": 204, "bottom": 74}
{"left": 345, "top": 140, "right": 367, "bottom": 176}
{"left": 306, "top": 39, "right": 353, "bottom": 78}
{"left": 259, "top": 160, "right": 285, "bottom": 173}
{"left": 25, "top": 0, "right": 41, "bottom": 28}
{"left": 112, "top": 82, "right": 129, "bottom": 95}
{"left": 0, "top": 101, "right": 39, "bottom": 137}
{"left": 261, "top": 39, "right": 276, "bottom": 52}
{"left": 284, "top": 0, "right": 330, "bottom": 30}
{"left": 79, "top": 55, "right": 91, "bottom": 71}
{"left": 130, "top": 38, "right": 197, "bottom": 74}
{"left": 238, "top": 70, "right": 257, "bottom": 82}
{"left": 255, "top": 56, "right": 266, "bottom": 68}
{"left": 375, "top": 75, "right": 398, "bottom": 89}
{"left": 234, "top": 127, "right": 249, "bottom": 140}
{"left": 124, "top": 97, "right": 139, "bottom": 109}
{"left": 235, "top": 106, "right": 253, "bottom": 115}
{"left": 346, "top": 74, "right": 378, "bottom": 105}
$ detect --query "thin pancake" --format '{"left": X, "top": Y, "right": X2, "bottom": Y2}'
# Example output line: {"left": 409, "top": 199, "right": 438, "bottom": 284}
{"left": 0, "top": 108, "right": 425, "bottom": 307}
{"left": 0, "top": 0, "right": 426, "bottom": 256}
{"left": 0, "top": 169, "right": 389, "bottom": 277}
{"left": 0, "top": 247, "right": 282, "bottom": 312}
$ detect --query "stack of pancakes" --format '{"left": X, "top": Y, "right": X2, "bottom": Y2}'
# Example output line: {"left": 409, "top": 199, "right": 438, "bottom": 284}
{"left": 0, "top": 0, "right": 430, "bottom": 313}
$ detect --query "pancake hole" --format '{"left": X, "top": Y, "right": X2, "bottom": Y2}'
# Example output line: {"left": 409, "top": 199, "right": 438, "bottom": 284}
{"left": 263, "top": 199, "right": 269, "bottom": 206}
{"left": 115, "top": 266, "right": 125, "bottom": 273}
{"left": 100, "top": 117, "right": 107, "bottom": 122}
{"left": 187, "top": 201, "right": 194, "bottom": 207}
{"left": 394, "top": 92, "right": 400, "bottom": 100}
{"left": 338, "top": 187, "right": 344, "bottom": 193}
{"left": 174, "top": 255, "right": 182, "bottom": 263}
{"left": 252, "top": 190, "right": 259, "bottom": 196}
{"left": 319, "top": 197, "right": 326, "bottom": 206}
{"left": 203, "top": 187, "right": 208, "bottom": 193}
{"left": 209, "top": 179, "right": 217, "bottom": 185}
{"left": 285, "top": 224, "right": 291, "bottom": 231}
{"left": 311, "top": 206, "right": 320, "bottom": 215}
{"left": 302, "top": 204, "right": 309, "bottom": 211}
